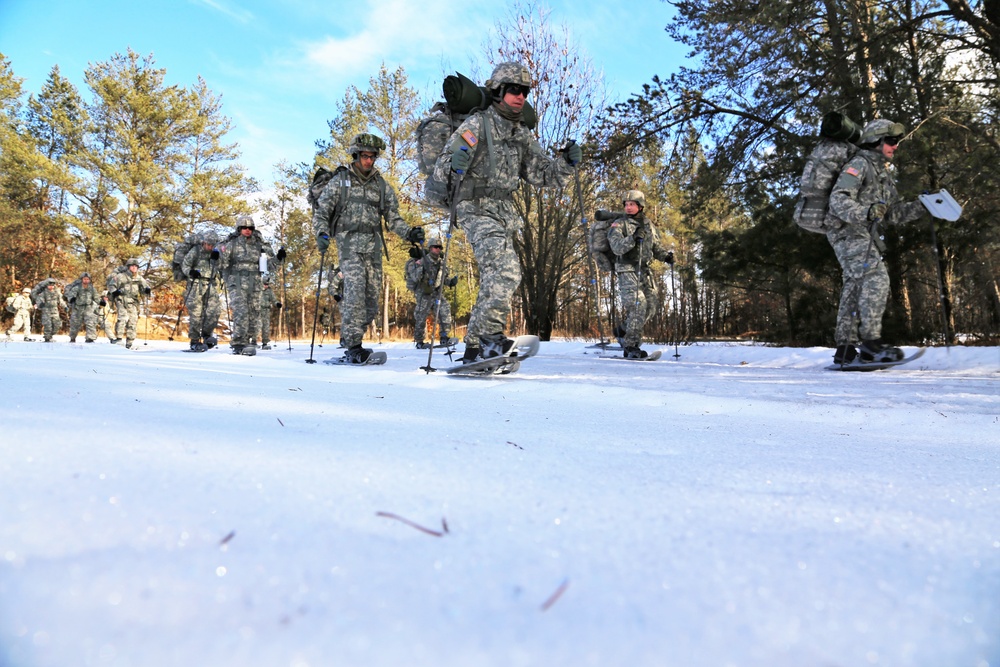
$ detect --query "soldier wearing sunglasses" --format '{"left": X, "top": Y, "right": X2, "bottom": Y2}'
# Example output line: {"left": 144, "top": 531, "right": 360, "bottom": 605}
{"left": 827, "top": 119, "right": 927, "bottom": 365}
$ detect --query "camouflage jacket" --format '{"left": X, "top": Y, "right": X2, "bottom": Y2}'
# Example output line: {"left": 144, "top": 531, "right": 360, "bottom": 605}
{"left": 219, "top": 230, "right": 274, "bottom": 276}
{"left": 34, "top": 286, "right": 67, "bottom": 311}
{"left": 829, "top": 148, "right": 925, "bottom": 233}
{"left": 311, "top": 164, "right": 410, "bottom": 256}
{"left": 405, "top": 254, "right": 446, "bottom": 295}
{"left": 260, "top": 286, "right": 278, "bottom": 309}
{"left": 64, "top": 281, "right": 99, "bottom": 309}
{"left": 182, "top": 244, "right": 220, "bottom": 282}
{"left": 433, "top": 104, "right": 572, "bottom": 232}
{"left": 108, "top": 267, "right": 151, "bottom": 303}
{"left": 8, "top": 293, "right": 32, "bottom": 314}
{"left": 607, "top": 213, "right": 673, "bottom": 272}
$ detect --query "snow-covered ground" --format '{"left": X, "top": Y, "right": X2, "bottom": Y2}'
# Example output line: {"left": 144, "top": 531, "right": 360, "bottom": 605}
{"left": 1, "top": 338, "right": 998, "bottom": 667}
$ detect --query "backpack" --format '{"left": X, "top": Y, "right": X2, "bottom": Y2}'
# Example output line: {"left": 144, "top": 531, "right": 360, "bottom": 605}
{"left": 589, "top": 210, "right": 620, "bottom": 272}
{"left": 63, "top": 278, "right": 81, "bottom": 300}
{"left": 5, "top": 295, "right": 16, "bottom": 314}
{"left": 30, "top": 278, "right": 56, "bottom": 303}
{"left": 307, "top": 165, "right": 387, "bottom": 237}
{"left": 171, "top": 234, "right": 200, "bottom": 281}
{"left": 793, "top": 112, "right": 862, "bottom": 233}
{"left": 415, "top": 72, "right": 538, "bottom": 210}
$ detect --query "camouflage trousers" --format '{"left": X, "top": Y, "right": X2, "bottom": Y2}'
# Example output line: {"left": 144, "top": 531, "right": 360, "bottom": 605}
{"left": 337, "top": 250, "right": 381, "bottom": 348}
{"left": 413, "top": 291, "right": 453, "bottom": 342}
{"left": 6, "top": 310, "right": 30, "bottom": 337}
{"left": 617, "top": 269, "right": 658, "bottom": 348}
{"left": 185, "top": 279, "right": 221, "bottom": 341}
{"left": 828, "top": 226, "right": 889, "bottom": 344}
{"left": 462, "top": 213, "right": 520, "bottom": 345}
{"left": 69, "top": 306, "right": 97, "bottom": 340}
{"left": 226, "top": 272, "right": 262, "bottom": 346}
{"left": 40, "top": 307, "right": 62, "bottom": 340}
{"left": 261, "top": 307, "right": 272, "bottom": 344}
{"left": 114, "top": 299, "right": 141, "bottom": 341}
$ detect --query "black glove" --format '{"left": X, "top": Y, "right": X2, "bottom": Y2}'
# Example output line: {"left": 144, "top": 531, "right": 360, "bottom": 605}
{"left": 664, "top": 251, "right": 675, "bottom": 265}
{"left": 563, "top": 140, "right": 583, "bottom": 166}
{"left": 210, "top": 249, "right": 220, "bottom": 260}
{"left": 111, "top": 289, "right": 121, "bottom": 299}
{"left": 317, "top": 233, "right": 330, "bottom": 254}
{"left": 69, "top": 297, "right": 76, "bottom": 304}
{"left": 275, "top": 302, "right": 282, "bottom": 310}
{"left": 276, "top": 247, "right": 287, "bottom": 261}
{"left": 633, "top": 226, "right": 646, "bottom": 242}
{"left": 447, "top": 275, "right": 459, "bottom": 287}
{"left": 409, "top": 246, "right": 423, "bottom": 259}
{"left": 407, "top": 227, "right": 425, "bottom": 244}
{"left": 190, "top": 269, "right": 202, "bottom": 279}
{"left": 333, "top": 294, "right": 342, "bottom": 303}
{"left": 143, "top": 287, "right": 152, "bottom": 296}
{"left": 99, "top": 298, "right": 107, "bottom": 307}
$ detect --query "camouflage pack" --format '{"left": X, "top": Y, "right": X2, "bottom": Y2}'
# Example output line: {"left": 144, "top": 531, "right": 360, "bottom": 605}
{"left": 307, "top": 165, "right": 386, "bottom": 236}
{"left": 590, "top": 210, "right": 622, "bottom": 272}
{"left": 793, "top": 112, "right": 861, "bottom": 234}
{"left": 171, "top": 234, "right": 201, "bottom": 281}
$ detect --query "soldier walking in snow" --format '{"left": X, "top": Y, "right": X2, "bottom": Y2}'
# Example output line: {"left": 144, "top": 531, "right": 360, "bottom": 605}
{"left": 107, "top": 258, "right": 151, "bottom": 349}
{"left": 219, "top": 216, "right": 284, "bottom": 355}
{"left": 5, "top": 287, "right": 34, "bottom": 341}
{"left": 33, "top": 279, "right": 67, "bottom": 342}
{"left": 433, "top": 62, "right": 580, "bottom": 363}
{"left": 65, "top": 273, "right": 99, "bottom": 343}
{"left": 405, "top": 238, "right": 457, "bottom": 349}
{"left": 182, "top": 231, "right": 223, "bottom": 352}
{"left": 607, "top": 190, "right": 674, "bottom": 359}
{"left": 312, "top": 133, "right": 424, "bottom": 364}
{"left": 827, "top": 119, "right": 926, "bottom": 365}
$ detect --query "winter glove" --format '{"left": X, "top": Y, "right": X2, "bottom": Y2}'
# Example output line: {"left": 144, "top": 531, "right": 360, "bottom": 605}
{"left": 99, "top": 298, "right": 107, "bottom": 307}
{"left": 111, "top": 289, "right": 121, "bottom": 299}
{"left": 333, "top": 294, "right": 342, "bottom": 303}
{"left": 632, "top": 226, "right": 646, "bottom": 242}
{"left": 867, "top": 203, "right": 888, "bottom": 223}
{"left": 664, "top": 250, "right": 675, "bottom": 265}
{"left": 276, "top": 247, "right": 287, "bottom": 261}
{"left": 275, "top": 302, "right": 282, "bottom": 310}
{"left": 562, "top": 140, "right": 583, "bottom": 166}
{"left": 143, "top": 287, "right": 152, "bottom": 296}
{"left": 447, "top": 275, "right": 459, "bottom": 288}
{"left": 69, "top": 297, "right": 76, "bottom": 304}
{"left": 189, "top": 269, "right": 202, "bottom": 279}
{"left": 451, "top": 145, "right": 471, "bottom": 174}
{"left": 317, "top": 233, "right": 330, "bottom": 254}
{"left": 210, "top": 249, "right": 220, "bottom": 261}
{"left": 409, "top": 246, "right": 423, "bottom": 259}
{"left": 407, "top": 227, "right": 425, "bottom": 244}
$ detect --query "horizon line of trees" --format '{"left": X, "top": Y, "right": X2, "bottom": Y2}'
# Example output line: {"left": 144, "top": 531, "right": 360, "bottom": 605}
{"left": 2, "top": 0, "right": 998, "bottom": 346}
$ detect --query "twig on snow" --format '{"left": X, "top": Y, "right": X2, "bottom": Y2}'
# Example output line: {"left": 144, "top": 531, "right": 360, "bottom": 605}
{"left": 376, "top": 511, "right": 447, "bottom": 537}
{"left": 540, "top": 578, "right": 569, "bottom": 611}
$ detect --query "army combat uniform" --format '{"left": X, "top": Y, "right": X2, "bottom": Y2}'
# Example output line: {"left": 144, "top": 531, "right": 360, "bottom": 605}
{"left": 5, "top": 289, "right": 34, "bottom": 340}
{"left": 33, "top": 281, "right": 67, "bottom": 342}
{"left": 405, "top": 243, "right": 456, "bottom": 348}
{"left": 107, "top": 259, "right": 151, "bottom": 348}
{"left": 182, "top": 234, "right": 223, "bottom": 350}
{"left": 65, "top": 274, "right": 100, "bottom": 342}
{"left": 219, "top": 218, "right": 278, "bottom": 354}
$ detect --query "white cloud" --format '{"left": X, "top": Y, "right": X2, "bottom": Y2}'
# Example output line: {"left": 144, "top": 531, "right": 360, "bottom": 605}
{"left": 189, "top": 0, "right": 255, "bottom": 24}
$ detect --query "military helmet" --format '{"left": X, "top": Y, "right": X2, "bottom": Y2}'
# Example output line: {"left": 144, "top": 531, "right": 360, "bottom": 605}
{"left": 485, "top": 62, "right": 532, "bottom": 92}
{"left": 348, "top": 133, "right": 386, "bottom": 157}
{"left": 21, "top": 287, "right": 30, "bottom": 294}
{"left": 859, "top": 119, "right": 905, "bottom": 145}
{"left": 126, "top": 257, "right": 140, "bottom": 267}
{"left": 623, "top": 189, "right": 646, "bottom": 209}
{"left": 199, "top": 230, "right": 220, "bottom": 245}
{"left": 427, "top": 236, "right": 443, "bottom": 248}
{"left": 236, "top": 215, "right": 255, "bottom": 230}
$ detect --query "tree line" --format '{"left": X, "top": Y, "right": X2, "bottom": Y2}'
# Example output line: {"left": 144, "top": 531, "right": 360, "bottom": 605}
{"left": 2, "top": 0, "right": 997, "bottom": 345}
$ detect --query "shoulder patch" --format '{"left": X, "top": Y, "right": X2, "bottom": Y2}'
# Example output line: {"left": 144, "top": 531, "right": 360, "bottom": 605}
{"left": 845, "top": 166, "right": 860, "bottom": 177}
{"left": 610, "top": 222, "right": 619, "bottom": 228}
{"left": 461, "top": 130, "right": 478, "bottom": 148}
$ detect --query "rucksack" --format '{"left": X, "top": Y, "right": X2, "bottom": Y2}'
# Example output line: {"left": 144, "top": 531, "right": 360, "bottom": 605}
{"left": 589, "top": 210, "right": 621, "bottom": 272}
{"left": 5, "top": 295, "right": 16, "bottom": 314}
{"left": 793, "top": 111, "right": 862, "bottom": 233}
{"left": 307, "top": 164, "right": 387, "bottom": 237}
{"left": 171, "top": 234, "right": 200, "bottom": 281}
{"left": 415, "top": 72, "right": 538, "bottom": 210}
{"left": 30, "top": 278, "right": 56, "bottom": 303}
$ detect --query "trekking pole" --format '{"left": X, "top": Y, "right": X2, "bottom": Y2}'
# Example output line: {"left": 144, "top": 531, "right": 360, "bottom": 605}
{"left": 168, "top": 307, "right": 183, "bottom": 341}
{"left": 280, "top": 260, "right": 292, "bottom": 351}
{"left": 422, "top": 170, "right": 464, "bottom": 373}
{"left": 927, "top": 217, "right": 953, "bottom": 349}
{"left": 306, "top": 249, "right": 327, "bottom": 364}
{"left": 572, "top": 160, "right": 608, "bottom": 347}
{"left": 669, "top": 255, "right": 681, "bottom": 359}
{"left": 142, "top": 294, "right": 150, "bottom": 345}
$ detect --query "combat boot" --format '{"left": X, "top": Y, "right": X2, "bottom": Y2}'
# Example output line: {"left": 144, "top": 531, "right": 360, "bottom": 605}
{"left": 480, "top": 332, "right": 514, "bottom": 358}
{"left": 833, "top": 344, "right": 858, "bottom": 364}
{"left": 343, "top": 345, "right": 372, "bottom": 364}
{"left": 624, "top": 346, "right": 648, "bottom": 359}
{"left": 613, "top": 324, "right": 627, "bottom": 349}
{"left": 415, "top": 341, "right": 432, "bottom": 349}
{"left": 461, "top": 346, "right": 482, "bottom": 364}
{"left": 859, "top": 338, "right": 903, "bottom": 363}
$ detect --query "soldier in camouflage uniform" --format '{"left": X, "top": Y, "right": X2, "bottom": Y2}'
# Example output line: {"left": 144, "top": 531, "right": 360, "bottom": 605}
{"left": 33, "top": 279, "right": 67, "bottom": 342}
{"left": 433, "top": 62, "right": 581, "bottom": 362}
{"left": 5, "top": 287, "right": 34, "bottom": 340}
{"left": 312, "top": 132, "right": 424, "bottom": 364}
{"left": 607, "top": 190, "right": 675, "bottom": 359}
{"left": 405, "top": 238, "right": 458, "bottom": 348}
{"left": 219, "top": 216, "right": 284, "bottom": 355}
{"left": 107, "top": 258, "right": 152, "bottom": 349}
{"left": 259, "top": 277, "right": 280, "bottom": 350}
{"left": 827, "top": 119, "right": 926, "bottom": 364}
{"left": 181, "top": 231, "right": 223, "bottom": 352}
{"left": 65, "top": 273, "right": 100, "bottom": 343}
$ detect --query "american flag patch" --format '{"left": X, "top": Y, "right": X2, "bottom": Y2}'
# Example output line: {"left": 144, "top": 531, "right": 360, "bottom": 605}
{"left": 845, "top": 166, "right": 860, "bottom": 177}
{"left": 461, "top": 130, "right": 478, "bottom": 148}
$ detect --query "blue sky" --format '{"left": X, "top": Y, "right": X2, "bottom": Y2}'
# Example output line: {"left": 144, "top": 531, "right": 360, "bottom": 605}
{"left": 0, "top": 0, "right": 685, "bottom": 186}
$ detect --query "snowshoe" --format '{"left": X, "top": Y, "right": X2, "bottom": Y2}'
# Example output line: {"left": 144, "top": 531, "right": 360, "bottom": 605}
{"left": 624, "top": 346, "right": 648, "bottom": 360}
{"left": 260, "top": 343, "right": 272, "bottom": 350}
{"left": 480, "top": 333, "right": 515, "bottom": 358}
{"left": 859, "top": 338, "right": 903, "bottom": 363}
{"left": 415, "top": 341, "right": 432, "bottom": 349}
{"left": 204, "top": 335, "right": 218, "bottom": 349}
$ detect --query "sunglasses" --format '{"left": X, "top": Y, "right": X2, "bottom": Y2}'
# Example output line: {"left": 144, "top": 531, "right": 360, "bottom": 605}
{"left": 504, "top": 84, "right": 530, "bottom": 97}
{"left": 884, "top": 135, "right": 901, "bottom": 146}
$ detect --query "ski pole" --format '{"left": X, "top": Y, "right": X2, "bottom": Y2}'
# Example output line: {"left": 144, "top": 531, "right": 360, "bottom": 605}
{"left": 572, "top": 158, "right": 608, "bottom": 346}
{"left": 927, "top": 217, "right": 953, "bottom": 349}
{"left": 306, "top": 249, "right": 327, "bottom": 364}
{"left": 669, "top": 256, "right": 680, "bottom": 359}
{"left": 422, "top": 170, "right": 463, "bottom": 373}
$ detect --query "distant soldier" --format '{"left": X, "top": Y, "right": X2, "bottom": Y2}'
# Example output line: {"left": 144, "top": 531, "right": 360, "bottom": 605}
{"left": 259, "top": 277, "right": 280, "bottom": 350}
{"left": 65, "top": 273, "right": 100, "bottom": 343}
{"left": 827, "top": 119, "right": 926, "bottom": 364}
{"left": 5, "top": 287, "right": 34, "bottom": 341}
{"left": 405, "top": 238, "right": 457, "bottom": 349}
{"left": 218, "top": 216, "right": 284, "bottom": 355}
{"left": 434, "top": 62, "right": 580, "bottom": 363}
{"left": 607, "top": 190, "right": 675, "bottom": 359}
{"left": 33, "top": 279, "right": 67, "bottom": 342}
{"left": 107, "top": 258, "right": 152, "bottom": 349}
{"left": 181, "top": 230, "right": 223, "bottom": 352}
{"left": 312, "top": 133, "right": 424, "bottom": 364}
